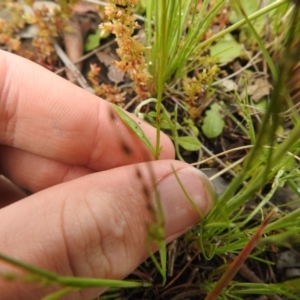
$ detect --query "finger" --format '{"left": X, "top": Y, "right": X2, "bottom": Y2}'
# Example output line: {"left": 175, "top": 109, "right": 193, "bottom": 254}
{"left": 0, "top": 146, "right": 93, "bottom": 193}
{"left": 0, "top": 160, "right": 215, "bottom": 300}
{"left": 0, "top": 50, "right": 174, "bottom": 172}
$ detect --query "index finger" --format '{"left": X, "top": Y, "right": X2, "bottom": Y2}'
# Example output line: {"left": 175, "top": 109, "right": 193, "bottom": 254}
{"left": 0, "top": 51, "right": 174, "bottom": 171}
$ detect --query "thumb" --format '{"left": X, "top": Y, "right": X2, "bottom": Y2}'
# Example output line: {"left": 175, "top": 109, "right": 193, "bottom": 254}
{"left": 0, "top": 160, "right": 215, "bottom": 300}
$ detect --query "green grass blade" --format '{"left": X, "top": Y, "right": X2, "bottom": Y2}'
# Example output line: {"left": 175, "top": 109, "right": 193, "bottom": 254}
{"left": 0, "top": 252, "right": 151, "bottom": 290}
{"left": 197, "top": 0, "right": 289, "bottom": 50}
{"left": 113, "top": 105, "right": 156, "bottom": 158}
{"left": 235, "top": 1, "right": 278, "bottom": 81}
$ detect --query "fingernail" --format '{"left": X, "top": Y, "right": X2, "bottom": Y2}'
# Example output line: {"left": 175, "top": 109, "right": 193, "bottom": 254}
{"left": 157, "top": 167, "right": 215, "bottom": 239}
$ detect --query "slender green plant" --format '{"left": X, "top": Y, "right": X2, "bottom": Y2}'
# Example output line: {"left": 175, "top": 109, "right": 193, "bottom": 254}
{"left": 144, "top": 0, "right": 225, "bottom": 156}
{"left": 0, "top": 252, "right": 151, "bottom": 300}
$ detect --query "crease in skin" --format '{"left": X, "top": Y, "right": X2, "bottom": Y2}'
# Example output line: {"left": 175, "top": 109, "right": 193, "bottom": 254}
{"left": 59, "top": 194, "right": 78, "bottom": 279}
{"left": 82, "top": 174, "right": 150, "bottom": 276}
{"left": 79, "top": 196, "right": 104, "bottom": 278}
{"left": 58, "top": 188, "right": 114, "bottom": 279}
{"left": 85, "top": 99, "right": 106, "bottom": 169}
{"left": 0, "top": 146, "right": 93, "bottom": 192}
{"left": 0, "top": 55, "right": 17, "bottom": 147}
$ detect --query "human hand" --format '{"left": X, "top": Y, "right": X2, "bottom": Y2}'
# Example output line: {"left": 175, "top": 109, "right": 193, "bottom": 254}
{"left": 0, "top": 50, "right": 215, "bottom": 299}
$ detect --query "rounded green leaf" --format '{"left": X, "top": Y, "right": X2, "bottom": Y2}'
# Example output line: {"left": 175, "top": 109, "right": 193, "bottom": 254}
{"left": 210, "top": 34, "right": 243, "bottom": 63}
{"left": 201, "top": 103, "right": 225, "bottom": 138}
{"left": 177, "top": 136, "right": 201, "bottom": 151}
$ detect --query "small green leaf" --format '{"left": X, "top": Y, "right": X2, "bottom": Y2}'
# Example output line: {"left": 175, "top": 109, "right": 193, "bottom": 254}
{"left": 84, "top": 28, "right": 101, "bottom": 52}
{"left": 113, "top": 105, "right": 156, "bottom": 157}
{"left": 147, "top": 111, "right": 157, "bottom": 118}
{"left": 210, "top": 34, "right": 243, "bottom": 63}
{"left": 230, "top": 0, "right": 259, "bottom": 24}
{"left": 201, "top": 103, "right": 225, "bottom": 138}
{"left": 190, "top": 125, "right": 199, "bottom": 136}
{"left": 229, "top": 1, "right": 265, "bottom": 35}
{"left": 184, "top": 117, "right": 199, "bottom": 136}
{"left": 177, "top": 136, "right": 201, "bottom": 151}
{"left": 146, "top": 111, "right": 181, "bottom": 130}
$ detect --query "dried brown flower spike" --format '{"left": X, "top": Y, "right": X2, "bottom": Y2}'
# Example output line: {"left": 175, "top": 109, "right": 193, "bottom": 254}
{"left": 99, "top": 0, "right": 153, "bottom": 100}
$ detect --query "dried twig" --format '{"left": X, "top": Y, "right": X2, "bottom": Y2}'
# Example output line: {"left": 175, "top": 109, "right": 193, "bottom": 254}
{"left": 53, "top": 41, "right": 94, "bottom": 93}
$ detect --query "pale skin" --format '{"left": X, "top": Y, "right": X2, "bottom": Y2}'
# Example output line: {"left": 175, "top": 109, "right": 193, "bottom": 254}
{"left": 0, "top": 50, "right": 215, "bottom": 299}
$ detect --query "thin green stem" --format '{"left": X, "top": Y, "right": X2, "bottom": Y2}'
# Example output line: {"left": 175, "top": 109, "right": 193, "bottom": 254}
{"left": 145, "top": 0, "right": 153, "bottom": 65}
{"left": 154, "top": 1, "right": 168, "bottom": 159}
{"left": 235, "top": 0, "right": 278, "bottom": 81}
{"left": 197, "top": 0, "right": 289, "bottom": 50}
{"left": 0, "top": 252, "right": 151, "bottom": 288}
